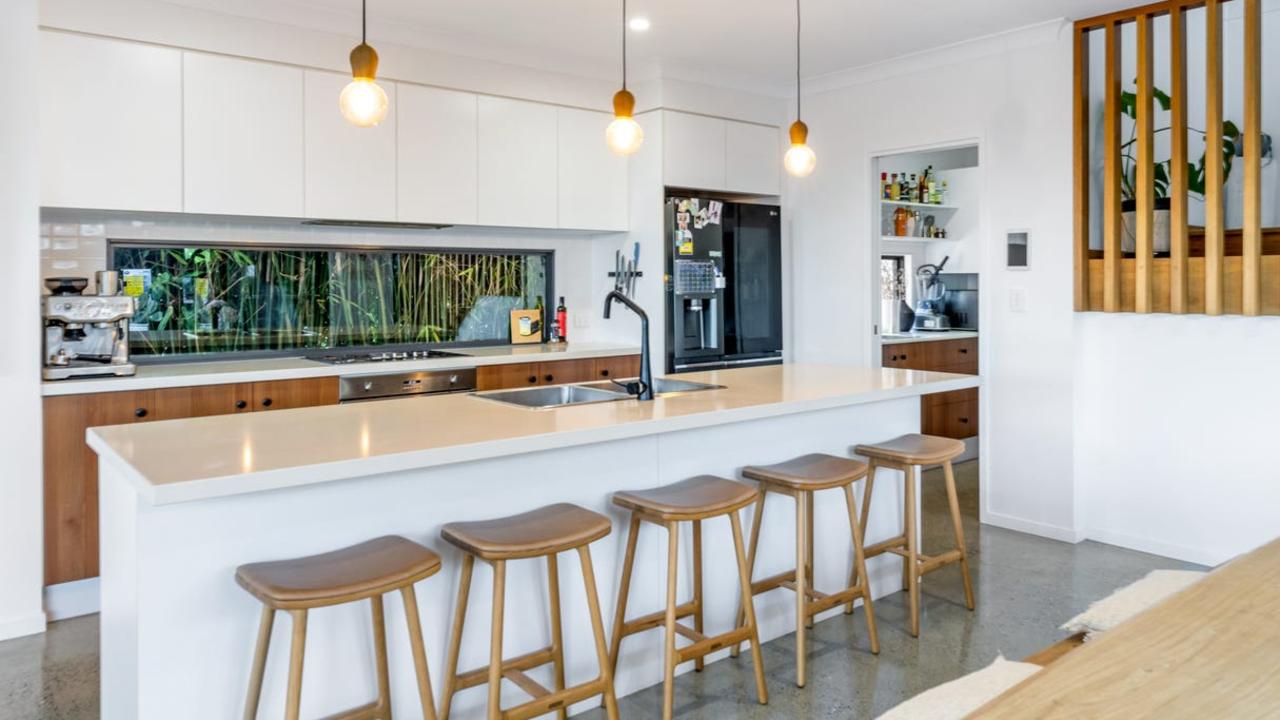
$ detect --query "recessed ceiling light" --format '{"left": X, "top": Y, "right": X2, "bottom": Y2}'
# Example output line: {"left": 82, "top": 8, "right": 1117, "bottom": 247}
{"left": 628, "top": 17, "right": 651, "bottom": 32}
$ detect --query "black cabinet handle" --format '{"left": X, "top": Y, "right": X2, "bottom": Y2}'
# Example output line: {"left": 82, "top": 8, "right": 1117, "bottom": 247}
{"left": 959, "top": 348, "right": 969, "bottom": 354}
{"left": 959, "top": 417, "right": 969, "bottom": 423}
{"left": 134, "top": 408, "right": 148, "bottom": 418}
{"left": 261, "top": 398, "right": 273, "bottom": 408}
{"left": 235, "top": 400, "right": 248, "bottom": 410}
{"left": 600, "top": 369, "right": 611, "bottom": 377}
{"left": 527, "top": 375, "right": 538, "bottom": 384}
{"left": 901, "top": 354, "right": 908, "bottom": 360}
{"left": 890, "top": 355, "right": 898, "bottom": 361}
{"left": 544, "top": 374, "right": 554, "bottom": 383}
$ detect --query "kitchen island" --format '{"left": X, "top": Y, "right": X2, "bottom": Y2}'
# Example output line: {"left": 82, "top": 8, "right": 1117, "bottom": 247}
{"left": 88, "top": 363, "right": 979, "bottom": 719}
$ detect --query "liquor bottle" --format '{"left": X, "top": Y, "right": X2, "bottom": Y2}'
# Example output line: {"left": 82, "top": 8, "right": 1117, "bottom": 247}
{"left": 890, "top": 173, "right": 900, "bottom": 201}
{"left": 940, "top": 180, "right": 948, "bottom": 204}
{"left": 556, "top": 296, "right": 568, "bottom": 343}
{"left": 880, "top": 172, "right": 887, "bottom": 199}
{"left": 908, "top": 174, "right": 917, "bottom": 201}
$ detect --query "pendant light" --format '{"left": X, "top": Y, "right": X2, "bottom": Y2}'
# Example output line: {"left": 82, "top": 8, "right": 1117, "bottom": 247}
{"left": 783, "top": 0, "right": 816, "bottom": 178}
{"left": 606, "top": 0, "right": 644, "bottom": 155}
{"left": 339, "top": 0, "right": 389, "bottom": 127}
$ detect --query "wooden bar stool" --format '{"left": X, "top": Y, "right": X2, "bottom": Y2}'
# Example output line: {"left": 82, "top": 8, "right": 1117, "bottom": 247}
{"left": 235, "top": 535, "right": 442, "bottom": 720}
{"left": 608, "top": 476, "right": 769, "bottom": 720}
{"left": 855, "top": 433, "right": 975, "bottom": 638}
{"left": 732, "top": 454, "right": 880, "bottom": 688}
{"left": 438, "top": 503, "right": 618, "bottom": 720}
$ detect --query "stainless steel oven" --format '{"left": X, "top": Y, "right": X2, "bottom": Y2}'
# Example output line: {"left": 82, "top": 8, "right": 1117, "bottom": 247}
{"left": 338, "top": 368, "right": 477, "bottom": 403}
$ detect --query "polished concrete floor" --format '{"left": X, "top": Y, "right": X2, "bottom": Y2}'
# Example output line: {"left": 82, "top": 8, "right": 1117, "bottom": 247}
{"left": 0, "top": 461, "right": 1202, "bottom": 719}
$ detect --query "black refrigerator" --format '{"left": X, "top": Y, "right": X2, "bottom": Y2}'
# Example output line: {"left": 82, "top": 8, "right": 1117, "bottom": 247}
{"left": 664, "top": 197, "right": 783, "bottom": 374}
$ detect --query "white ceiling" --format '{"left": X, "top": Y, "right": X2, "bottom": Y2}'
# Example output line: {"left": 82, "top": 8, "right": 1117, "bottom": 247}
{"left": 161, "top": 0, "right": 1137, "bottom": 94}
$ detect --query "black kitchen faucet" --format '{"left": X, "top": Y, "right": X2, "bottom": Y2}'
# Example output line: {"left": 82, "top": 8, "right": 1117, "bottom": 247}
{"left": 602, "top": 290, "right": 654, "bottom": 401}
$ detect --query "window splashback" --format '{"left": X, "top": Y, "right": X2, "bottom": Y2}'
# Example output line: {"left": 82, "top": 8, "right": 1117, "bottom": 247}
{"left": 111, "top": 242, "right": 552, "bottom": 358}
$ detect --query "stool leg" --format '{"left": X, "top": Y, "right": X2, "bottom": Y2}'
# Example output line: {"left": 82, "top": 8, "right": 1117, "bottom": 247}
{"left": 400, "top": 584, "right": 438, "bottom": 720}
{"left": 577, "top": 545, "right": 620, "bottom": 720}
{"left": 730, "top": 511, "right": 769, "bottom": 705}
{"left": 545, "top": 553, "right": 568, "bottom": 720}
{"left": 860, "top": 460, "right": 877, "bottom": 546}
{"left": 730, "top": 490, "right": 766, "bottom": 659}
{"left": 607, "top": 514, "right": 641, "bottom": 684}
{"left": 943, "top": 460, "right": 976, "bottom": 611}
{"left": 369, "top": 595, "right": 392, "bottom": 716}
{"left": 794, "top": 492, "right": 809, "bottom": 688}
{"left": 692, "top": 519, "right": 705, "bottom": 671}
{"left": 804, "top": 491, "right": 816, "bottom": 630}
{"left": 662, "top": 522, "right": 679, "bottom": 720}
{"left": 486, "top": 560, "right": 506, "bottom": 720}
{"left": 439, "top": 553, "right": 474, "bottom": 720}
{"left": 904, "top": 465, "right": 920, "bottom": 638}
{"left": 242, "top": 604, "right": 274, "bottom": 720}
{"left": 285, "top": 609, "right": 308, "bottom": 720}
{"left": 843, "top": 483, "right": 880, "bottom": 654}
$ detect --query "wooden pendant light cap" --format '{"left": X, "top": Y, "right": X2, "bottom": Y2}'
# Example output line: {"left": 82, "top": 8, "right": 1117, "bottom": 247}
{"left": 789, "top": 120, "right": 809, "bottom": 145}
{"left": 349, "top": 42, "right": 380, "bottom": 80}
{"left": 612, "top": 89, "right": 636, "bottom": 118}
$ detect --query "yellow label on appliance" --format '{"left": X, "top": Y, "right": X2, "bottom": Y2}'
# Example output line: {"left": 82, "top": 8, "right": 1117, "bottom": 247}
{"left": 123, "top": 275, "right": 145, "bottom": 297}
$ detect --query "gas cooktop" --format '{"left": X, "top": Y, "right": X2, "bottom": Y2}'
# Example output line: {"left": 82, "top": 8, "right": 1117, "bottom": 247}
{"left": 304, "top": 349, "right": 469, "bottom": 365}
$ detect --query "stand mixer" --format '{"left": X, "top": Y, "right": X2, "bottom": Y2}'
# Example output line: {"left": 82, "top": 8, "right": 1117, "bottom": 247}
{"left": 911, "top": 256, "right": 952, "bottom": 332}
{"left": 42, "top": 272, "right": 137, "bottom": 380}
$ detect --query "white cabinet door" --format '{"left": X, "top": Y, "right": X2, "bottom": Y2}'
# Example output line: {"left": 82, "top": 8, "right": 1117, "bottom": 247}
{"left": 662, "top": 111, "right": 726, "bottom": 191}
{"left": 477, "top": 97, "right": 557, "bottom": 228}
{"left": 397, "top": 85, "right": 478, "bottom": 225}
{"left": 39, "top": 33, "right": 182, "bottom": 212}
{"left": 303, "top": 70, "right": 396, "bottom": 221}
{"left": 183, "top": 53, "right": 304, "bottom": 217}
{"left": 557, "top": 108, "right": 627, "bottom": 231}
{"left": 725, "top": 121, "right": 781, "bottom": 195}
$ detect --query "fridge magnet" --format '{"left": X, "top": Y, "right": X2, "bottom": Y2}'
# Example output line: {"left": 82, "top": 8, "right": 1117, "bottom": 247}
{"left": 678, "top": 230, "right": 694, "bottom": 255}
{"left": 708, "top": 200, "right": 723, "bottom": 224}
{"left": 677, "top": 212, "right": 690, "bottom": 230}
{"left": 689, "top": 198, "right": 700, "bottom": 213}
{"left": 509, "top": 309, "right": 543, "bottom": 344}
{"left": 693, "top": 207, "right": 709, "bottom": 229}
{"left": 678, "top": 199, "right": 691, "bottom": 212}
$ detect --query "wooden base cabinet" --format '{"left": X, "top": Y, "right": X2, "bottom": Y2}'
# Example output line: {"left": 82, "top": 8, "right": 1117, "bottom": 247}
{"left": 882, "top": 338, "right": 978, "bottom": 440}
{"left": 475, "top": 354, "right": 640, "bottom": 391}
{"left": 42, "top": 377, "right": 338, "bottom": 586}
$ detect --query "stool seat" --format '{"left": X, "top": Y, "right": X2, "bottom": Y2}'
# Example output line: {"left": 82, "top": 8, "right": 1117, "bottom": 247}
{"left": 855, "top": 433, "right": 965, "bottom": 465}
{"left": 743, "top": 453, "right": 869, "bottom": 491}
{"left": 613, "top": 475, "right": 757, "bottom": 520}
{"left": 441, "top": 503, "right": 611, "bottom": 560}
{"left": 236, "top": 535, "right": 442, "bottom": 609}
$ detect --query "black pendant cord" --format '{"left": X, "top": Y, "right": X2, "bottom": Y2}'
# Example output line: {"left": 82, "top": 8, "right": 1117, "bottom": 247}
{"left": 362, "top": 0, "right": 367, "bottom": 45}
{"left": 795, "top": 0, "right": 801, "bottom": 121}
{"left": 616, "top": 0, "right": 622, "bottom": 90}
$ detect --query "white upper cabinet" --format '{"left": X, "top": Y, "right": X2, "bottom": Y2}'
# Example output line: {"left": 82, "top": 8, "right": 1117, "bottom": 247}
{"left": 477, "top": 97, "right": 558, "bottom": 228}
{"left": 397, "top": 85, "right": 478, "bottom": 225}
{"left": 557, "top": 108, "right": 628, "bottom": 232}
{"left": 304, "top": 70, "right": 396, "bottom": 221}
{"left": 725, "top": 121, "right": 781, "bottom": 196}
{"left": 663, "top": 111, "right": 726, "bottom": 191}
{"left": 183, "top": 53, "right": 304, "bottom": 217}
{"left": 39, "top": 32, "right": 183, "bottom": 212}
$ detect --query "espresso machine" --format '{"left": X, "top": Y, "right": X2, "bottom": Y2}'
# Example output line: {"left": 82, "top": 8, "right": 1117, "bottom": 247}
{"left": 42, "top": 272, "right": 137, "bottom": 380}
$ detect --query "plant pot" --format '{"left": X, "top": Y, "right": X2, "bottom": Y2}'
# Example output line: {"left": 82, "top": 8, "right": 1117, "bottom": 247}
{"left": 1121, "top": 197, "right": 1171, "bottom": 255}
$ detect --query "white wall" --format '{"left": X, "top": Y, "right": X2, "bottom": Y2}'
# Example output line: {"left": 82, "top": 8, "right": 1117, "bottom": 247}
{"left": 1, "top": 0, "right": 47, "bottom": 642}
{"left": 789, "top": 22, "right": 1080, "bottom": 540}
{"left": 1075, "top": 314, "right": 1280, "bottom": 565}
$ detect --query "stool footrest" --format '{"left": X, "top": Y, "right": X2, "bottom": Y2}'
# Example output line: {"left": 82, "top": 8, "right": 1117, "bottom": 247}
{"left": 864, "top": 535, "right": 907, "bottom": 558}
{"left": 505, "top": 677, "right": 609, "bottom": 720}
{"left": 617, "top": 600, "right": 698, "bottom": 639}
{"left": 455, "top": 645, "right": 556, "bottom": 691}
{"left": 807, "top": 585, "right": 870, "bottom": 616}
{"left": 749, "top": 569, "right": 796, "bottom": 596}
{"left": 917, "top": 549, "right": 963, "bottom": 575}
{"left": 675, "top": 626, "right": 754, "bottom": 665}
{"left": 503, "top": 668, "right": 550, "bottom": 699}
{"left": 320, "top": 699, "right": 388, "bottom": 720}
{"left": 674, "top": 623, "right": 706, "bottom": 643}
{"left": 778, "top": 580, "right": 826, "bottom": 601}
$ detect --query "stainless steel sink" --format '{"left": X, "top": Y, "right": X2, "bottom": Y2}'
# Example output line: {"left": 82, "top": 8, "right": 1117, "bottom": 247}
{"left": 474, "top": 377, "right": 723, "bottom": 409}
{"left": 473, "top": 384, "right": 631, "bottom": 409}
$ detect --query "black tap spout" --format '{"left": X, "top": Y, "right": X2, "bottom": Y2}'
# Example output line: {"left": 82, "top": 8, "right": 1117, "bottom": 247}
{"left": 603, "top": 290, "right": 654, "bottom": 400}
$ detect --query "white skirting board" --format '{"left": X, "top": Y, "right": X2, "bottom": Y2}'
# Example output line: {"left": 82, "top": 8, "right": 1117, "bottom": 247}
{"left": 44, "top": 577, "right": 100, "bottom": 621}
{"left": 0, "top": 613, "right": 47, "bottom": 642}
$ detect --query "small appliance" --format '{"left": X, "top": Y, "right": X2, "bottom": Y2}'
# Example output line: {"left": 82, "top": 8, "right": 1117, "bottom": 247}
{"left": 911, "top": 257, "right": 952, "bottom": 332}
{"left": 338, "top": 368, "right": 477, "bottom": 403}
{"left": 42, "top": 272, "right": 137, "bottom": 380}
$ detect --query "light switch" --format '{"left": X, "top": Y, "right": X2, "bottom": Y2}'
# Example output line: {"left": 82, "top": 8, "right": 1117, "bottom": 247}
{"left": 1009, "top": 287, "right": 1028, "bottom": 313}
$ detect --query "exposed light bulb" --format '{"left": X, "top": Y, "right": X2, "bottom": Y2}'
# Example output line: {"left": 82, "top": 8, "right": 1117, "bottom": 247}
{"left": 339, "top": 78, "right": 389, "bottom": 127}
{"left": 784, "top": 120, "right": 816, "bottom": 177}
{"left": 628, "top": 17, "right": 651, "bottom": 31}
{"left": 607, "top": 89, "right": 643, "bottom": 155}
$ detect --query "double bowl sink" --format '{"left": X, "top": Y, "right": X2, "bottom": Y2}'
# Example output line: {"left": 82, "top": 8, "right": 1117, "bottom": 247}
{"left": 474, "top": 377, "right": 723, "bottom": 409}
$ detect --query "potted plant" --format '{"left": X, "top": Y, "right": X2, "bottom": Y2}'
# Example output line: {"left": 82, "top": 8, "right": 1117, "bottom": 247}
{"left": 1118, "top": 84, "right": 1241, "bottom": 254}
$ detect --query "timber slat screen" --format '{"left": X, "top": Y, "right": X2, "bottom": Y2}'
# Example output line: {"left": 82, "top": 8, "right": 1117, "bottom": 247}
{"left": 1074, "top": 0, "right": 1269, "bottom": 316}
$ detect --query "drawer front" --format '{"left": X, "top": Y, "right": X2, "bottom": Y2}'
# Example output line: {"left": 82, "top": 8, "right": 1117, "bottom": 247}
{"left": 593, "top": 354, "right": 641, "bottom": 381}
{"left": 922, "top": 396, "right": 978, "bottom": 439}
{"left": 154, "top": 383, "right": 253, "bottom": 419}
{"left": 537, "top": 359, "right": 596, "bottom": 385}
{"left": 252, "top": 377, "right": 340, "bottom": 411}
